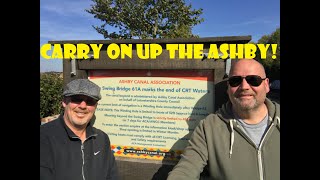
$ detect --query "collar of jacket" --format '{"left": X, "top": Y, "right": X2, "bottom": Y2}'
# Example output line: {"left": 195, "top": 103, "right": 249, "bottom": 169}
{"left": 217, "top": 98, "right": 280, "bottom": 158}
{"left": 216, "top": 98, "right": 280, "bottom": 128}
{"left": 57, "top": 113, "right": 98, "bottom": 140}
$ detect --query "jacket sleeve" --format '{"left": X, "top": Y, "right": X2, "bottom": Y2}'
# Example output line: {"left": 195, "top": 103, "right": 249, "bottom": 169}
{"left": 105, "top": 135, "right": 119, "bottom": 180}
{"left": 40, "top": 132, "right": 55, "bottom": 180}
{"left": 167, "top": 120, "right": 208, "bottom": 180}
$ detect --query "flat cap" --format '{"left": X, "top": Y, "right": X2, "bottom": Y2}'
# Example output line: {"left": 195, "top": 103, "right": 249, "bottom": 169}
{"left": 63, "top": 79, "right": 101, "bottom": 100}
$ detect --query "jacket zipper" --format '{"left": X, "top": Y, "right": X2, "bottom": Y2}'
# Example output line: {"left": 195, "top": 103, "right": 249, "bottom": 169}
{"left": 257, "top": 150, "right": 263, "bottom": 180}
{"left": 79, "top": 135, "right": 96, "bottom": 180}
{"left": 81, "top": 144, "right": 85, "bottom": 180}
{"left": 257, "top": 123, "right": 274, "bottom": 180}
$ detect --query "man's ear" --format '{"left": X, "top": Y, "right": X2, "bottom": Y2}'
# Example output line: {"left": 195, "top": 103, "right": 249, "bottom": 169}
{"left": 265, "top": 78, "right": 270, "bottom": 93}
{"left": 62, "top": 97, "right": 68, "bottom": 107}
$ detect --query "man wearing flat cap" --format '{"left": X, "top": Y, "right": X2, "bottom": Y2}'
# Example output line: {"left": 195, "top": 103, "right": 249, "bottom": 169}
{"left": 40, "top": 79, "right": 119, "bottom": 180}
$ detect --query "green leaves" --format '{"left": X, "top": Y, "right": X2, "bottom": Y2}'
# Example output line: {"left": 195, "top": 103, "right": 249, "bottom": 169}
{"left": 86, "top": 0, "right": 203, "bottom": 39}
{"left": 255, "top": 27, "right": 280, "bottom": 81}
{"left": 40, "top": 73, "right": 63, "bottom": 119}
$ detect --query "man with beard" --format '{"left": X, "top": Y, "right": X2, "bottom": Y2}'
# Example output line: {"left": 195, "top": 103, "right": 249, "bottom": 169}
{"left": 167, "top": 59, "right": 280, "bottom": 180}
{"left": 40, "top": 79, "right": 118, "bottom": 180}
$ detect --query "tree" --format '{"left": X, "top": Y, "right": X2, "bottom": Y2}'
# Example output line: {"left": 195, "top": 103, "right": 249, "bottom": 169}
{"left": 255, "top": 27, "right": 280, "bottom": 81}
{"left": 40, "top": 73, "right": 63, "bottom": 119}
{"left": 86, "top": 0, "right": 203, "bottom": 39}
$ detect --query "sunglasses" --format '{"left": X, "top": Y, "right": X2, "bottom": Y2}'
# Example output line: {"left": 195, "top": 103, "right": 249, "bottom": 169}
{"left": 228, "top": 75, "right": 266, "bottom": 87}
{"left": 69, "top": 96, "right": 97, "bottom": 106}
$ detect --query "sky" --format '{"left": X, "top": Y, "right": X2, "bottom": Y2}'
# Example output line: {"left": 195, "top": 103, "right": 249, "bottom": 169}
{"left": 40, "top": 0, "right": 280, "bottom": 72}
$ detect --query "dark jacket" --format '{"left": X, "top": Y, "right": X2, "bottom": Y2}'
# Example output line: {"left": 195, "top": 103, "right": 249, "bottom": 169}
{"left": 167, "top": 98, "right": 280, "bottom": 180}
{"left": 40, "top": 114, "right": 119, "bottom": 180}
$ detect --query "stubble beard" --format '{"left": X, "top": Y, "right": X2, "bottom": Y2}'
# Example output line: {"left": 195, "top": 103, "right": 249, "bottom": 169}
{"left": 68, "top": 112, "right": 90, "bottom": 128}
{"left": 233, "top": 97, "right": 259, "bottom": 112}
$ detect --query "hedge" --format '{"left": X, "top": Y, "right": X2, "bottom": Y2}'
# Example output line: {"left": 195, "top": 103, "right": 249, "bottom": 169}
{"left": 40, "top": 73, "right": 64, "bottom": 119}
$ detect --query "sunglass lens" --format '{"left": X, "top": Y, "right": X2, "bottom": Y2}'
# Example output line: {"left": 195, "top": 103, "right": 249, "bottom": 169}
{"left": 246, "top": 75, "right": 262, "bottom": 86}
{"left": 70, "top": 96, "right": 97, "bottom": 106}
{"left": 228, "top": 76, "right": 242, "bottom": 87}
{"left": 86, "top": 99, "right": 97, "bottom": 106}
{"left": 70, "top": 96, "right": 82, "bottom": 103}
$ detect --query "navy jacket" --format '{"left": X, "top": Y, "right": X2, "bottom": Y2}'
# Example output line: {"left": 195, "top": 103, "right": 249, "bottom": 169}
{"left": 40, "top": 115, "right": 118, "bottom": 180}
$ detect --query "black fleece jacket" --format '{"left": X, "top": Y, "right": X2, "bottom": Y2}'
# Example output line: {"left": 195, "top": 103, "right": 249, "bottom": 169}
{"left": 40, "top": 114, "right": 118, "bottom": 180}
